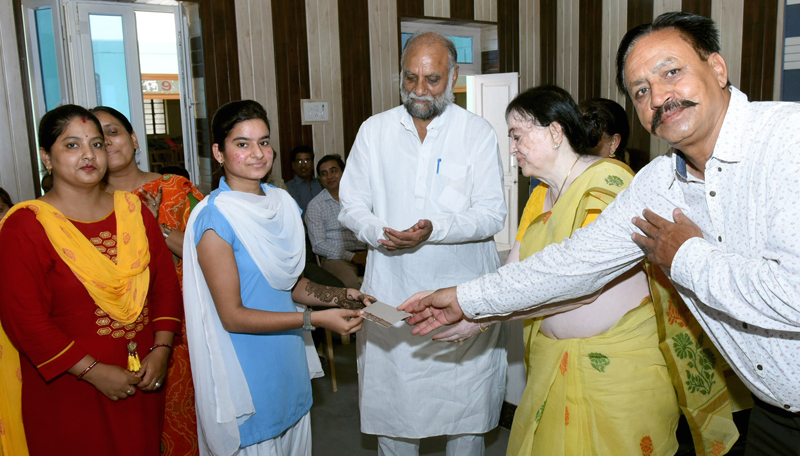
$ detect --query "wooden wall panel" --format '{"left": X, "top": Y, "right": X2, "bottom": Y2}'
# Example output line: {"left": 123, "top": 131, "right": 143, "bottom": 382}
{"left": 600, "top": 0, "right": 627, "bottom": 105}
{"left": 235, "top": 0, "right": 282, "bottom": 179}
{"left": 306, "top": 0, "right": 346, "bottom": 159}
{"left": 682, "top": 0, "right": 712, "bottom": 17}
{"left": 272, "top": 0, "right": 314, "bottom": 180}
{"left": 712, "top": 0, "right": 744, "bottom": 87}
{"left": 498, "top": 0, "right": 520, "bottom": 73}
{"left": 368, "top": 0, "right": 400, "bottom": 114}
{"left": 556, "top": 0, "right": 580, "bottom": 98}
{"left": 539, "top": 0, "right": 557, "bottom": 85}
{"left": 199, "top": 0, "right": 241, "bottom": 125}
{"left": 398, "top": 0, "right": 425, "bottom": 17}
{"left": 519, "top": 0, "right": 540, "bottom": 90}
{"left": 626, "top": 0, "right": 653, "bottom": 159}
{"left": 475, "top": 0, "right": 497, "bottom": 21}
{"left": 578, "top": 0, "right": 602, "bottom": 102}
{"left": 451, "top": 0, "right": 475, "bottom": 20}
{"left": 425, "top": 0, "right": 451, "bottom": 17}
{"left": 338, "top": 0, "right": 373, "bottom": 155}
{"left": 740, "top": 0, "right": 778, "bottom": 101}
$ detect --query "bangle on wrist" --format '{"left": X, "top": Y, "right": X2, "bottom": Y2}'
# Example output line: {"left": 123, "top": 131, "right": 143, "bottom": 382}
{"left": 160, "top": 224, "right": 172, "bottom": 239}
{"left": 479, "top": 322, "right": 490, "bottom": 332}
{"left": 303, "top": 306, "right": 316, "bottom": 331}
{"left": 76, "top": 360, "right": 99, "bottom": 380}
{"left": 149, "top": 343, "right": 172, "bottom": 353}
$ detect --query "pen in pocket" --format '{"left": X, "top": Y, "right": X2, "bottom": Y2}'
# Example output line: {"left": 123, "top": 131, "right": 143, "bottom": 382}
{"left": 437, "top": 158, "right": 441, "bottom": 174}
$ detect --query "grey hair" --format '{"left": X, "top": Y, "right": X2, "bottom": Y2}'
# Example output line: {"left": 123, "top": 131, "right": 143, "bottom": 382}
{"left": 400, "top": 31, "right": 458, "bottom": 75}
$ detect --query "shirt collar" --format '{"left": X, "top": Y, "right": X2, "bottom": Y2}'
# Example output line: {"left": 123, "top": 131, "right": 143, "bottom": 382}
{"left": 399, "top": 103, "right": 452, "bottom": 134}
{"left": 669, "top": 86, "right": 749, "bottom": 183}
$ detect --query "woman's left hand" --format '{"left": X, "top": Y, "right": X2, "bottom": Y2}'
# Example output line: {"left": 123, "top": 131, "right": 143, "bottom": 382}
{"left": 135, "top": 346, "right": 170, "bottom": 391}
{"left": 138, "top": 186, "right": 163, "bottom": 220}
{"left": 340, "top": 288, "right": 376, "bottom": 310}
{"left": 433, "top": 320, "right": 484, "bottom": 343}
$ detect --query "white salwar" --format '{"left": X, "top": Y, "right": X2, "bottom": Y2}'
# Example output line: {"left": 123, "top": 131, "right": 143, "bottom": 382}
{"left": 338, "top": 104, "right": 508, "bottom": 439}
{"left": 184, "top": 182, "right": 318, "bottom": 456}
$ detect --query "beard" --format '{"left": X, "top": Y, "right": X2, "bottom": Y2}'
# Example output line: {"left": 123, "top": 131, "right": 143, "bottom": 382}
{"left": 400, "top": 71, "right": 455, "bottom": 121}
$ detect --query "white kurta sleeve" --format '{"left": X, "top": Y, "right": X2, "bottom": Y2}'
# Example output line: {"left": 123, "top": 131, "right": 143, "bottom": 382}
{"left": 427, "top": 131, "right": 507, "bottom": 244}
{"left": 339, "top": 122, "right": 389, "bottom": 249}
{"left": 456, "top": 179, "right": 647, "bottom": 319}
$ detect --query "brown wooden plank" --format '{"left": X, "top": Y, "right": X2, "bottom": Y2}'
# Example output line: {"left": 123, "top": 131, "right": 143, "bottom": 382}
{"left": 740, "top": 0, "right": 777, "bottom": 101}
{"left": 539, "top": 0, "right": 557, "bottom": 84}
{"left": 397, "top": 0, "right": 425, "bottom": 18}
{"left": 186, "top": 0, "right": 242, "bottom": 187}
{"left": 681, "top": 0, "right": 712, "bottom": 18}
{"left": 450, "top": 0, "right": 475, "bottom": 21}
{"left": 578, "top": 0, "right": 603, "bottom": 102}
{"left": 498, "top": 0, "right": 520, "bottom": 73}
{"left": 624, "top": 0, "right": 654, "bottom": 159}
{"left": 272, "top": 0, "right": 314, "bottom": 181}
{"left": 339, "top": 0, "right": 373, "bottom": 156}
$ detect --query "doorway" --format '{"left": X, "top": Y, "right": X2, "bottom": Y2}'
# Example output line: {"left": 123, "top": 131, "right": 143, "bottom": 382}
{"left": 20, "top": 0, "right": 203, "bottom": 192}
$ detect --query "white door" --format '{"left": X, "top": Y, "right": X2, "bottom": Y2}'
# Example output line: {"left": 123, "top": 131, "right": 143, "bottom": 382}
{"left": 64, "top": 1, "right": 150, "bottom": 170}
{"left": 466, "top": 72, "right": 519, "bottom": 251}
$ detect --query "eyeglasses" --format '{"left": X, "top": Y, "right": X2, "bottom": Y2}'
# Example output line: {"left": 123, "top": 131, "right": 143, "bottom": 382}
{"left": 294, "top": 159, "right": 312, "bottom": 164}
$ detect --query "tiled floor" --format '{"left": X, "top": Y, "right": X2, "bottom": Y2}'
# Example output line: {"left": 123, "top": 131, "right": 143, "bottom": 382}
{"left": 309, "top": 334, "right": 751, "bottom": 456}
{"left": 309, "top": 335, "right": 511, "bottom": 456}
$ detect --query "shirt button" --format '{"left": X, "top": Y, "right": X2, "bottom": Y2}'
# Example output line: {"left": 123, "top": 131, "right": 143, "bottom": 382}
{"left": 784, "top": 405, "right": 791, "bottom": 410}
{"left": 710, "top": 191, "right": 716, "bottom": 197}
{"left": 757, "top": 364, "right": 763, "bottom": 370}
{"left": 742, "top": 322, "right": 748, "bottom": 329}
{"left": 718, "top": 167, "right": 722, "bottom": 172}
{"left": 718, "top": 236, "right": 722, "bottom": 242}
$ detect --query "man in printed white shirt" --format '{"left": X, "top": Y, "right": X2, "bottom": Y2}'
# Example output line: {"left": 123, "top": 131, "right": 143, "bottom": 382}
{"left": 306, "top": 154, "right": 366, "bottom": 289}
{"left": 401, "top": 12, "right": 800, "bottom": 455}
{"left": 338, "top": 32, "right": 508, "bottom": 456}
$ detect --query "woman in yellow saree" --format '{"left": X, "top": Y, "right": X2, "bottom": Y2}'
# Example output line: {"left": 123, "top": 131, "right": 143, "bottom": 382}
{"left": 404, "top": 85, "right": 743, "bottom": 456}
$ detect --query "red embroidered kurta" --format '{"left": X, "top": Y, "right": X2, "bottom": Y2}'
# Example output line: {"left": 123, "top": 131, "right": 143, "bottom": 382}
{"left": 0, "top": 207, "right": 182, "bottom": 456}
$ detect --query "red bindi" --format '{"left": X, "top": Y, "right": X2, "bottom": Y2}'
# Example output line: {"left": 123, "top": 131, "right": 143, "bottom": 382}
{"left": 81, "top": 117, "right": 87, "bottom": 123}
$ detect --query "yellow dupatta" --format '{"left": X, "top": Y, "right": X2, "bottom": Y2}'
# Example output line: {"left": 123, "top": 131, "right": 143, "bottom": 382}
{"left": 0, "top": 191, "right": 150, "bottom": 456}
{"left": 517, "top": 159, "right": 741, "bottom": 455}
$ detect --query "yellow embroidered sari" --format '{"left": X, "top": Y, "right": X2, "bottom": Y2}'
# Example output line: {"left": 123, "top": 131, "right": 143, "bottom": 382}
{"left": 508, "top": 159, "right": 742, "bottom": 456}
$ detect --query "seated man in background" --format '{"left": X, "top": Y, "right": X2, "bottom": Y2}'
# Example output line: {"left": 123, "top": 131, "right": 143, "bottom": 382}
{"left": 286, "top": 145, "right": 323, "bottom": 213}
{"left": 306, "top": 154, "right": 366, "bottom": 289}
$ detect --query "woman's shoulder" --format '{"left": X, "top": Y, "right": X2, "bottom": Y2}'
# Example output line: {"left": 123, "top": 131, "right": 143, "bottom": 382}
{"left": 191, "top": 194, "right": 235, "bottom": 244}
{"left": 581, "top": 158, "right": 635, "bottom": 186}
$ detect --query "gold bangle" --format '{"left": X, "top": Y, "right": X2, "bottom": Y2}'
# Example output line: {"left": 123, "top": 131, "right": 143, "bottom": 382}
{"left": 479, "top": 322, "right": 489, "bottom": 332}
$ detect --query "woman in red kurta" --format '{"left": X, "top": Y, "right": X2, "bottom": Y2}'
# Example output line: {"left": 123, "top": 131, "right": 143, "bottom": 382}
{"left": 0, "top": 105, "right": 182, "bottom": 456}
{"left": 92, "top": 106, "right": 203, "bottom": 455}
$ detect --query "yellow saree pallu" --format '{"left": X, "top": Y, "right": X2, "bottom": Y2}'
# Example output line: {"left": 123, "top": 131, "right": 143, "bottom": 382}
{"left": 508, "top": 299, "right": 680, "bottom": 456}
{"left": 0, "top": 192, "right": 150, "bottom": 456}
{"left": 509, "top": 159, "right": 741, "bottom": 456}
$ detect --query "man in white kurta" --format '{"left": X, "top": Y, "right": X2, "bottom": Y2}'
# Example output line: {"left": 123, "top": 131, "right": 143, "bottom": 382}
{"left": 338, "top": 32, "right": 508, "bottom": 456}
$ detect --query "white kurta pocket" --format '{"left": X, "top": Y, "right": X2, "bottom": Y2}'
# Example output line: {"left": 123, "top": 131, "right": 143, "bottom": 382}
{"left": 434, "top": 163, "right": 469, "bottom": 210}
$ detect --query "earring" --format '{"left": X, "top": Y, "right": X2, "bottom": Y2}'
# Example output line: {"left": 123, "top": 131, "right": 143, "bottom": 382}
{"left": 554, "top": 142, "right": 560, "bottom": 149}
{"left": 218, "top": 161, "right": 224, "bottom": 167}
{"left": 609, "top": 150, "right": 616, "bottom": 158}
{"left": 47, "top": 168, "right": 52, "bottom": 175}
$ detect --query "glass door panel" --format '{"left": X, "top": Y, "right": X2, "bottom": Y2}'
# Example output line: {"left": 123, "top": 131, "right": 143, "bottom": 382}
{"left": 34, "top": 8, "right": 62, "bottom": 112}
{"left": 88, "top": 14, "right": 131, "bottom": 119}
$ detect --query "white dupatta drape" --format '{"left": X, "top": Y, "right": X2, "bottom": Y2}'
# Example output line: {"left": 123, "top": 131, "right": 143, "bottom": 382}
{"left": 183, "top": 182, "right": 322, "bottom": 456}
